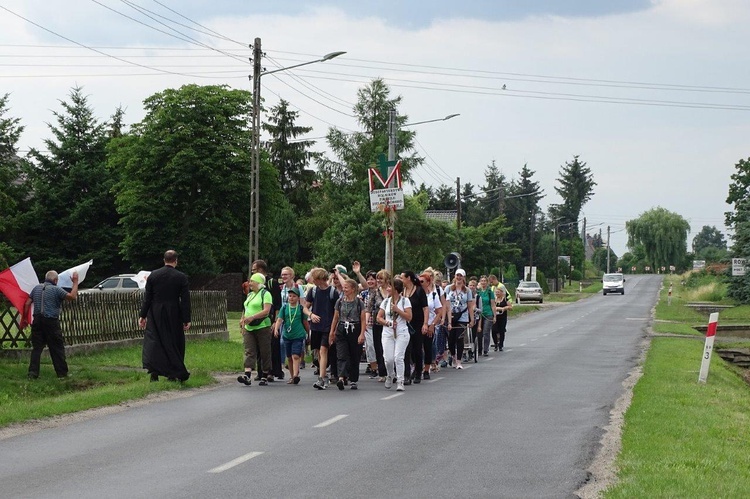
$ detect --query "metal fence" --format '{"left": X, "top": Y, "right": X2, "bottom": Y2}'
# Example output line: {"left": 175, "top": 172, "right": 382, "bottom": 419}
{"left": 0, "top": 291, "right": 228, "bottom": 349}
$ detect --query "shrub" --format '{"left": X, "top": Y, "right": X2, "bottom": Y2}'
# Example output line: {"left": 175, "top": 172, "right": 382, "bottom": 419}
{"left": 536, "top": 269, "right": 549, "bottom": 293}
{"left": 571, "top": 269, "right": 582, "bottom": 281}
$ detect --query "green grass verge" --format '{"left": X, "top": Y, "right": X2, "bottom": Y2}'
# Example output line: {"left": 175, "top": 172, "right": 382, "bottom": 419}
{"left": 605, "top": 337, "right": 750, "bottom": 497}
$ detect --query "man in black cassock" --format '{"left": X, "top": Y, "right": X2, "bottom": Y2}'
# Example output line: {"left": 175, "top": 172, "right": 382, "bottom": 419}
{"left": 139, "top": 250, "right": 191, "bottom": 382}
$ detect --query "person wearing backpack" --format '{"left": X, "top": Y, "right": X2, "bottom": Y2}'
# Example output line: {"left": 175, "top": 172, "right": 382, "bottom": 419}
{"left": 446, "top": 269, "right": 475, "bottom": 370}
{"left": 328, "top": 277, "right": 366, "bottom": 390}
{"left": 305, "top": 268, "right": 340, "bottom": 390}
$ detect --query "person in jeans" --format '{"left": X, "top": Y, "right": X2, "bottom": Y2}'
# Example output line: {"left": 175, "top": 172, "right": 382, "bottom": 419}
{"left": 237, "top": 272, "right": 273, "bottom": 386}
{"left": 274, "top": 287, "right": 308, "bottom": 384}
{"left": 328, "top": 278, "right": 366, "bottom": 390}
{"left": 377, "top": 277, "right": 412, "bottom": 391}
{"left": 476, "top": 275, "right": 496, "bottom": 356}
{"left": 24, "top": 270, "right": 79, "bottom": 379}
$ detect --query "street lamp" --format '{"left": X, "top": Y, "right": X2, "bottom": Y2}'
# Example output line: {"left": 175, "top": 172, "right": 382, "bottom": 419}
{"left": 248, "top": 39, "right": 345, "bottom": 273}
{"left": 401, "top": 113, "right": 461, "bottom": 128}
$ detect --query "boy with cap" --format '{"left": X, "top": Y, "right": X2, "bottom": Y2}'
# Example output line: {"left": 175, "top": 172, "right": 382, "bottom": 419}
{"left": 274, "top": 287, "right": 308, "bottom": 384}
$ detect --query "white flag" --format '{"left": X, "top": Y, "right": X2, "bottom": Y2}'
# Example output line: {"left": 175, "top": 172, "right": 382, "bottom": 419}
{"left": 130, "top": 270, "right": 151, "bottom": 289}
{"left": 58, "top": 260, "right": 93, "bottom": 289}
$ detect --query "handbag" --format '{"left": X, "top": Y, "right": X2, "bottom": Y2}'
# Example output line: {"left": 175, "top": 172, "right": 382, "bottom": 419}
{"left": 248, "top": 317, "right": 266, "bottom": 327}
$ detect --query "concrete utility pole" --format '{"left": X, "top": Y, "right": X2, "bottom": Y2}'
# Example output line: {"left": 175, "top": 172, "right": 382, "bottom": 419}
{"left": 384, "top": 109, "right": 397, "bottom": 276}
{"left": 249, "top": 37, "right": 262, "bottom": 275}
{"left": 529, "top": 209, "right": 535, "bottom": 277}
{"left": 554, "top": 223, "right": 559, "bottom": 292}
{"left": 582, "top": 216, "right": 587, "bottom": 275}
{"left": 606, "top": 225, "right": 611, "bottom": 273}
{"left": 456, "top": 176, "right": 462, "bottom": 232}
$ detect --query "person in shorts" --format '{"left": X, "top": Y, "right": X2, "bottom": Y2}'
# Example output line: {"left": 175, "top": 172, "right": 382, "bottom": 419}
{"left": 304, "top": 268, "right": 340, "bottom": 390}
{"left": 274, "top": 287, "right": 308, "bottom": 384}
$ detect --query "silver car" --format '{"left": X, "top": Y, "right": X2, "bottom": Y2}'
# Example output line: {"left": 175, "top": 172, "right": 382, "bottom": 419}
{"left": 81, "top": 274, "right": 140, "bottom": 293}
{"left": 515, "top": 281, "right": 543, "bottom": 304}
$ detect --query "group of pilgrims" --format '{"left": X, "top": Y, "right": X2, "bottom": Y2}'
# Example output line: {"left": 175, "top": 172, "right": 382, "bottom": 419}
{"left": 238, "top": 260, "right": 513, "bottom": 392}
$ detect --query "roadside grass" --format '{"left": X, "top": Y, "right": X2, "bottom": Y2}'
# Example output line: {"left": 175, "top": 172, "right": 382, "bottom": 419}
{"left": 606, "top": 272, "right": 750, "bottom": 497}
{"left": 605, "top": 337, "right": 750, "bottom": 498}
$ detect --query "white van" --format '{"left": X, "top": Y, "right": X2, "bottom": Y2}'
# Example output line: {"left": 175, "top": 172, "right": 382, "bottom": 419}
{"left": 602, "top": 273, "right": 625, "bottom": 295}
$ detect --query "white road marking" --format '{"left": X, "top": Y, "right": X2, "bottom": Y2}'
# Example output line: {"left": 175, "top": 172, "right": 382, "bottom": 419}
{"left": 313, "top": 414, "right": 348, "bottom": 428}
{"left": 208, "top": 452, "right": 264, "bottom": 473}
{"left": 486, "top": 357, "right": 494, "bottom": 361}
{"left": 531, "top": 338, "right": 538, "bottom": 342}
{"left": 542, "top": 334, "right": 548, "bottom": 337}
{"left": 426, "top": 376, "right": 444, "bottom": 383}
{"left": 461, "top": 364, "right": 473, "bottom": 369}
{"left": 381, "top": 393, "right": 405, "bottom": 400}
{"left": 519, "top": 343, "right": 526, "bottom": 347}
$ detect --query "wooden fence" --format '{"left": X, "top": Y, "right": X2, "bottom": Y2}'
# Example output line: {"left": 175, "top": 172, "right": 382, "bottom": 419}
{"left": 0, "top": 291, "right": 228, "bottom": 350}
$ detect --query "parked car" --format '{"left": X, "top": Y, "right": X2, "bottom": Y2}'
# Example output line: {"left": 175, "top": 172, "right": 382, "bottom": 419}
{"left": 515, "top": 281, "right": 544, "bottom": 303}
{"left": 602, "top": 273, "right": 625, "bottom": 295}
{"left": 81, "top": 274, "right": 140, "bottom": 294}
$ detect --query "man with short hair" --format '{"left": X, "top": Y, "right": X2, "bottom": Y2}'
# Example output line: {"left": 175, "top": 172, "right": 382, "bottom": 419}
{"left": 489, "top": 274, "right": 512, "bottom": 303}
{"left": 24, "top": 270, "right": 79, "bottom": 379}
{"left": 139, "top": 250, "right": 191, "bottom": 382}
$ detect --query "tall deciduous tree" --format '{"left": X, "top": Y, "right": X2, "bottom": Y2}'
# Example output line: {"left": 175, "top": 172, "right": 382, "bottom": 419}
{"left": 725, "top": 157, "right": 750, "bottom": 302}
{"left": 110, "top": 84, "right": 294, "bottom": 276}
{"left": 626, "top": 207, "right": 690, "bottom": 270}
{"left": 692, "top": 225, "right": 727, "bottom": 254}
{"left": 18, "top": 87, "right": 124, "bottom": 281}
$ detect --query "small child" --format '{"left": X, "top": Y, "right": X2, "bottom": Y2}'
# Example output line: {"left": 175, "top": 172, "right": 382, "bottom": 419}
{"left": 274, "top": 288, "right": 309, "bottom": 384}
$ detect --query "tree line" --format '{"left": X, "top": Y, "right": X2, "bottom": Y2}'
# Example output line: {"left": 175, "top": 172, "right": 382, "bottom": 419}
{"left": 1, "top": 80, "right": 725, "bottom": 287}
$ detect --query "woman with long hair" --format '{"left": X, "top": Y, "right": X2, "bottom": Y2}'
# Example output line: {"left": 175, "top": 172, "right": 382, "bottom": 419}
{"left": 376, "top": 277, "right": 412, "bottom": 391}
{"left": 401, "top": 270, "right": 428, "bottom": 384}
{"left": 419, "top": 268, "right": 443, "bottom": 380}
{"left": 493, "top": 287, "right": 512, "bottom": 351}
{"left": 476, "top": 275, "right": 496, "bottom": 357}
{"left": 366, "top": 269, "right": 390, "bottom": 382}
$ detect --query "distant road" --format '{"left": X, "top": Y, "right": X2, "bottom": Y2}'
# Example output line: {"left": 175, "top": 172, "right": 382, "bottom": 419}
{"left": 0, "top": 275, "right": 662, "bottom": 499}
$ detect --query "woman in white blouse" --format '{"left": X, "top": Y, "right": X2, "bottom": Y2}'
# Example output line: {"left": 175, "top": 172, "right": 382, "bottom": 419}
{"left": 376, "top": 277, "right": 413, "bottom": 391}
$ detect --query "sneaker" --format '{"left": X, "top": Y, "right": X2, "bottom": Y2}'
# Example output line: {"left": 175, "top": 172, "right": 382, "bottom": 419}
{"left": 422, "top": 372, "right": 430, "bottom": 380}
{"left": 457, "top": 365, "right": 464, "bottom": 370}
{"left": 413, "top": 375, "right": 421, "bottom": 384}
{"left": 448, "top": 356, "right": 453, "bottom": 366}
{"left": 350, "top": 382, "right": 358, "bottom": 390}
{"left": 337, "top": 378, "right": 345, "bottom": 391}
{"left": 365, "top": 366, "right": 373, "bottom": 374}
{"left": 403, "top": 379, "right": 412, "bottom": 386}
{"left": 384, "top": 377, "right": 393, "bottom": 389}
{"left": 266, "top": 375, "right": 275, "bottom": 382}
{"left": 499, "top": 347, "right": 503, "bottom": 351}
{"left": 258, "top": 378, "right": 268, "bottom": 386}
{"left": 237, "top": 374, "right": 252, "bottom": 386}
{"left": 396, "top": 381, "right": 405, "bottom": 391}
{"left": 323, "top": 377, "right": 330, "bottom": 389}
{"left": 369, "top": 372, "right": 379, "bottom": 379}
{"left": 440, "top": 360, "right": 448, "bottom": 369}
{"left": 313, "top": 377, "right": 324, "bottom": 390}
{"left": 483, "top": 352, "right": 489, "bottom": 357}
{"left": 293, "top": 376, "right": 300, "bottom": 385}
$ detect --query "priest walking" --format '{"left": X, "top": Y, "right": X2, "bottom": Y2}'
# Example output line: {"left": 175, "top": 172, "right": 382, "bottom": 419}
{"left": 139, "top": 250, "right": 191, "bottom": 382}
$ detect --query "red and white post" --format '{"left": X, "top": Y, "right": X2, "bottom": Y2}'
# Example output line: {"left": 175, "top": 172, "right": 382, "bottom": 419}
{"left": 698, "top": 312, "right": 719, "bottom": 383}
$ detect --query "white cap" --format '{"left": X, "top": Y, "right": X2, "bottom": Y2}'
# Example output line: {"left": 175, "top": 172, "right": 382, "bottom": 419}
{"left": 455, "top": 268, "right": 466, "bottom": 277}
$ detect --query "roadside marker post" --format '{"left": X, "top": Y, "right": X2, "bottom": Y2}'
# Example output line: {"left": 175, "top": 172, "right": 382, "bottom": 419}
{"left": 698, "top": 312, "right": 719, "bottom": 383}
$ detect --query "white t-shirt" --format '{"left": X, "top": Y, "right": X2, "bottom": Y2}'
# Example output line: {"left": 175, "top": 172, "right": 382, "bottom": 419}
{"left": 380, "top": 296, "right": 412, "bottom": 336}
{"left": 425, "top": 287, "right": 443, "bottom": 325}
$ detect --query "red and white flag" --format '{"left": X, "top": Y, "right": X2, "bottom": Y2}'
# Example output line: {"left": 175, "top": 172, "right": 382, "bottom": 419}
{"left": 0, "top": 257, "right": 39, "bottom": 329}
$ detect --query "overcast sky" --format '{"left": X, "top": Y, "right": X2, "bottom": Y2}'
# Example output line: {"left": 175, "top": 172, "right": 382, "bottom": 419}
{"left": 2, "top": 0, "right": 748, "bottom": 259}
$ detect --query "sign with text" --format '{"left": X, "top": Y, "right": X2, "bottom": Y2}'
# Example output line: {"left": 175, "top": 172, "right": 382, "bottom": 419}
{"left": 693, "top": 260, "right": 706, "bottom": 270}
{"left": 732, "top": 258, "right": 747, "bottom": 276}
{"left": 523, "top": 266, "right": 537, "bottom": 282}
{"left": 369, "top": 188, "right": 404, "bottom": 212}
{"left": 369, "top": 158, "right": 403, "bottom": 212}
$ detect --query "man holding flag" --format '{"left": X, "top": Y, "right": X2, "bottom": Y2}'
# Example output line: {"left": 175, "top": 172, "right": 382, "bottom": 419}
{"left": 24, "top": 270, "right": 79, "bottom": 379}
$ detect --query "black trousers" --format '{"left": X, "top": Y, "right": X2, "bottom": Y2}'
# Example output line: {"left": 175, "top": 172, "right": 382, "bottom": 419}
{"left": 448, "top": 322, "right": 467, "bottom": 360}
{"left": 335, "top": 322, "right": 363, "bottom": 382}
{"left": 421, "top": 332, "right": 433, "bottom": 371}
{"left": 28, "top": 316, "right": 68, "bottom": 378}
{"left": 492, "top": 313, "right": 508, "bottom": 349}
{"left": 372, "top": 324, "right": 387, "bottom": 376}
{"left": 403, "top": 324, "right": 424, "bottom": 379}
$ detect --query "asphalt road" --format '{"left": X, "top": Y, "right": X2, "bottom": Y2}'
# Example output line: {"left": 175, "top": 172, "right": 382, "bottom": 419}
{"left": 0, "top": 274, "right": 662, "bottom": 499}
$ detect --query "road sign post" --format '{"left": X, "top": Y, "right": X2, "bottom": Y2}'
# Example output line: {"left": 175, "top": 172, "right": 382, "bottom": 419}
{"left": 698, "top": 312, "right": 719, "bottom": 383}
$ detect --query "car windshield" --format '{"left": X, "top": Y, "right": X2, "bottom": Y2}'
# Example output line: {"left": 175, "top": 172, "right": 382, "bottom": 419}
{"left": 519, "top": 282, "right": 540, "bottom": 289}
{"left": 603, "top": 275, "right": 622, "bottom": 282}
